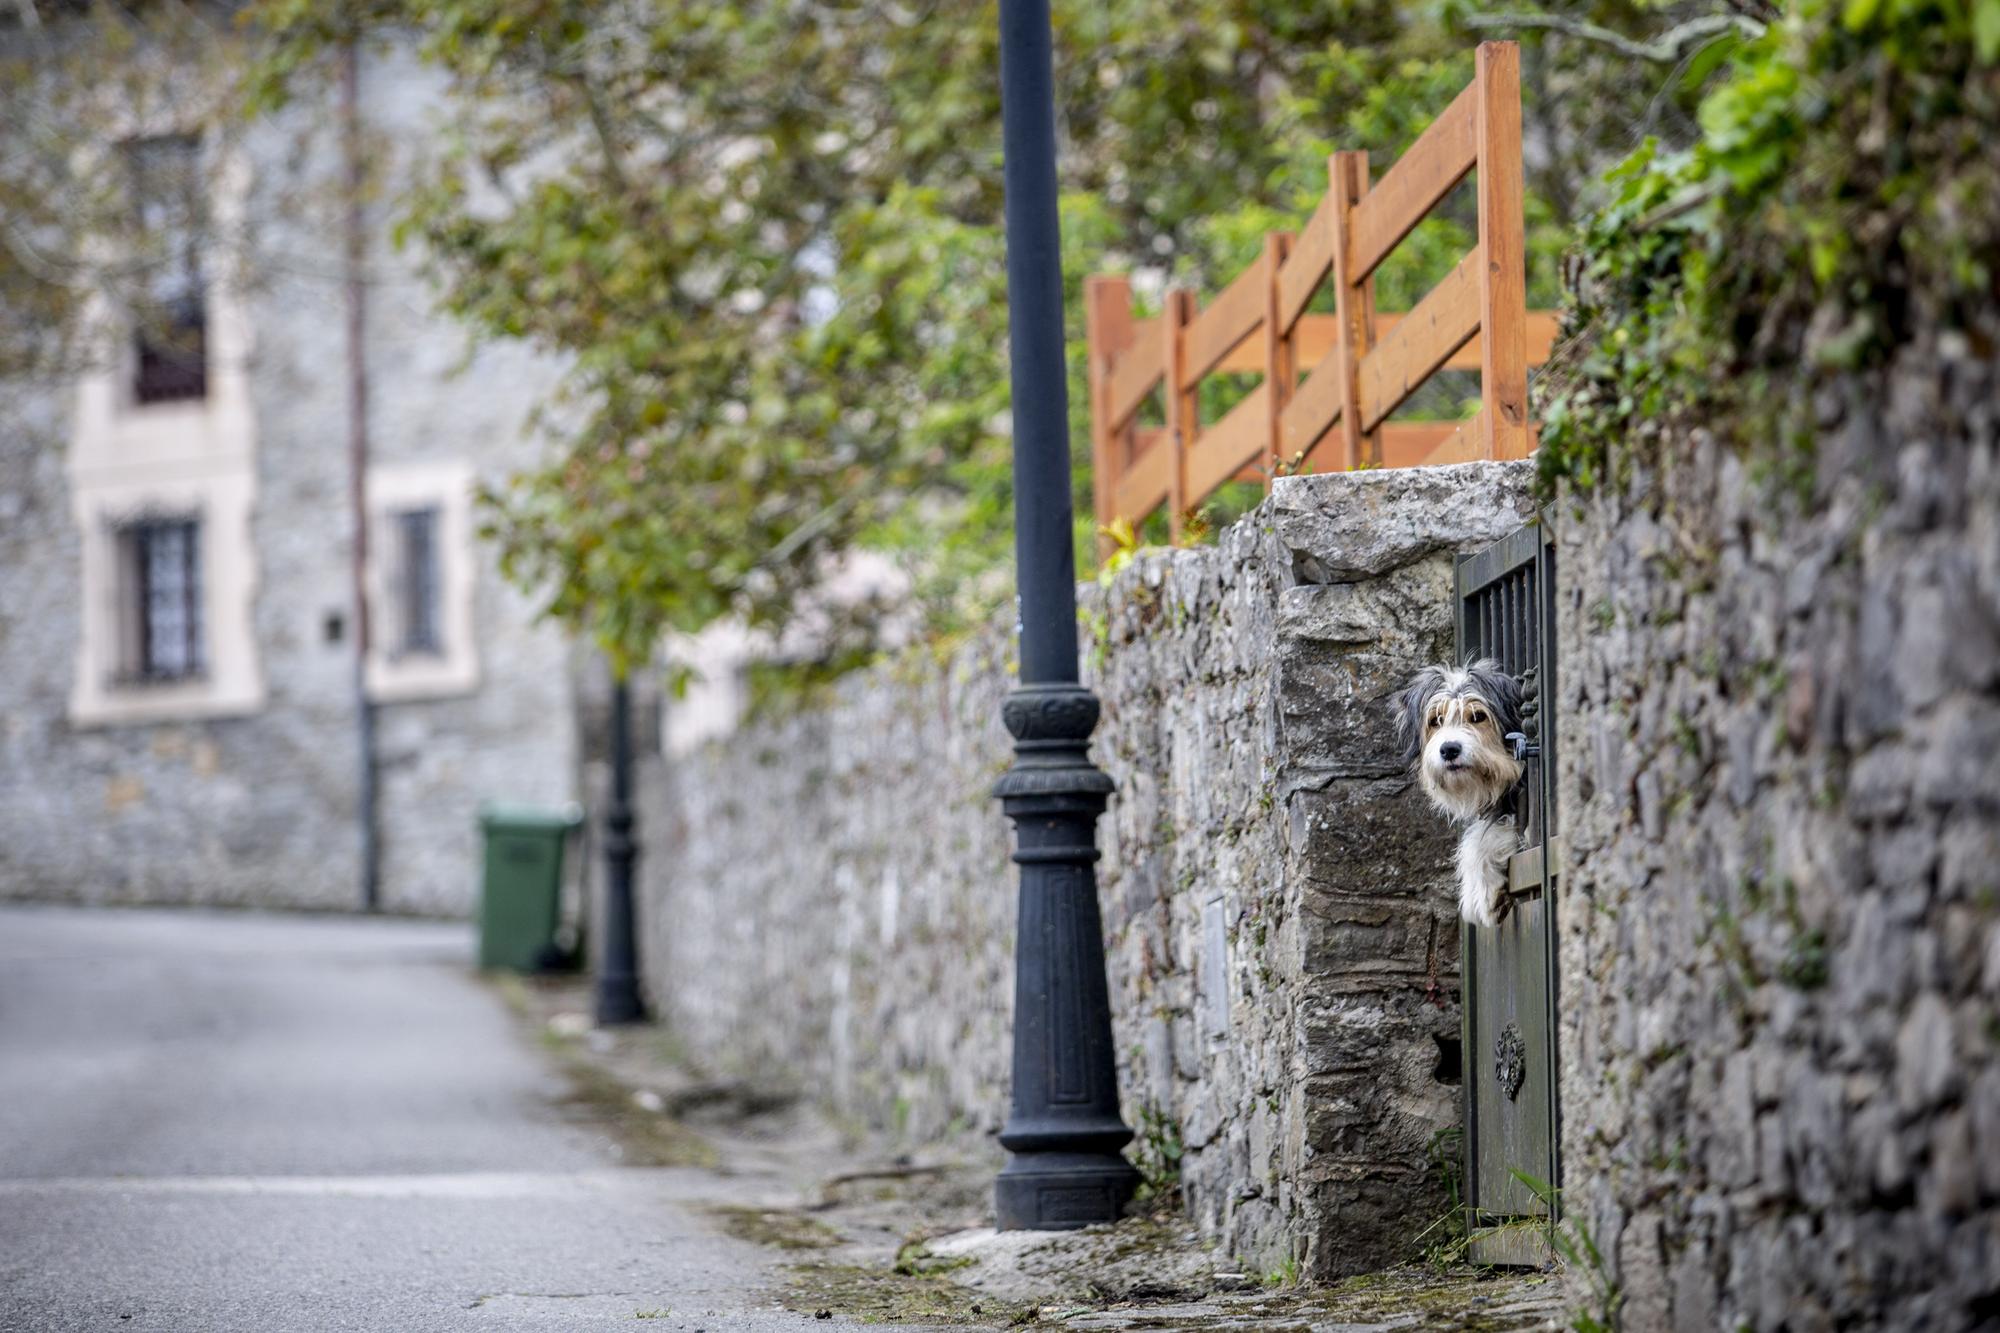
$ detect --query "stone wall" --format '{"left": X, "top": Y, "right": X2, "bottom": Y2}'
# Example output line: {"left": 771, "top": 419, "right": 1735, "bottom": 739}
{"left": 0, "top": 45, "right": 576, "bottom": 915}
{"left": 1554, "top": 346, "right": 2000, "bottom": 1327}
{"left": 641, "top": 462, "right": 1534, "bottom": 1277}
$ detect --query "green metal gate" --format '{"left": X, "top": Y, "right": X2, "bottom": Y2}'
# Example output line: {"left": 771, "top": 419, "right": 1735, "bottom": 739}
{"left": 1453, "top": 519, "right": 1560, "bottom": 1265}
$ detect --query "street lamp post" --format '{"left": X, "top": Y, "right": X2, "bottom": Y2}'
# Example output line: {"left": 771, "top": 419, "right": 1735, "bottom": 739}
{"left": 595, "top": 673, "right": 646, "bottom": 1026}
{"left": 991, "top": 0, "right": 1141, "bottom": 1230}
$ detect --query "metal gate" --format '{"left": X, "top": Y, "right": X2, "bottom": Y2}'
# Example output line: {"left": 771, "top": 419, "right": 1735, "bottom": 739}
{"left": 1453, "top": 519, "right": 1560, "bottom": 1265}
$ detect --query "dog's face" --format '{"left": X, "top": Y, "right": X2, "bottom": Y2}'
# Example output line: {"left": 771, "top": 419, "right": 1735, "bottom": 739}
{"left": 1395, "top": 660, "right": 1525, "bottom": 822}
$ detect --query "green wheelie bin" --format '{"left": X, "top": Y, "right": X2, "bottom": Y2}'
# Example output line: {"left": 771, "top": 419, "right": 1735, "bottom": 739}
{"left": 476, "top": 803, "right": 583, "bottom": 971}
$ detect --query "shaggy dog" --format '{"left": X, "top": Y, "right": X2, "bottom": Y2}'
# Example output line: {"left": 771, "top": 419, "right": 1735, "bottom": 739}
{"left": 1395, "top": 660, "right": 1526, "bottom": 928}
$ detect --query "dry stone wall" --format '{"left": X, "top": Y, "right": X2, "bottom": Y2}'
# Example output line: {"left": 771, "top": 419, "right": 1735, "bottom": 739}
{"left": 1554, "top": 345, "right": 2000, "bottom": 1329}
{"left": 641, "top": 462, "right": 1535, "bottom": 1278}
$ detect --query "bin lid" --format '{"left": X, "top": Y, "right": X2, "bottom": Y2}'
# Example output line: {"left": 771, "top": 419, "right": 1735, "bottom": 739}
{"left": 478, "top": 802, "right": 584, "bottom": 833}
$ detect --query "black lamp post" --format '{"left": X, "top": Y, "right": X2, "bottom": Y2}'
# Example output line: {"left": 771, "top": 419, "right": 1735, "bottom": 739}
{"left": 595, "top": 673, "right": 646, "bottom": 1026}
{"left": 991, "top": 0, "right": 1141, "bottom": 1230}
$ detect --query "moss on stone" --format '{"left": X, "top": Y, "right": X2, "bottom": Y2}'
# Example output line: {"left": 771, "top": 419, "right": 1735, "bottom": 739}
{"left": 709, "top": 1206, "right": 842, "bottom": 1251}
{"left": 778, "top": 1261, "right": 1034, "bottom": 1326}
{"left": 548, "top": 1053, "right": 717, "bottom": 1168}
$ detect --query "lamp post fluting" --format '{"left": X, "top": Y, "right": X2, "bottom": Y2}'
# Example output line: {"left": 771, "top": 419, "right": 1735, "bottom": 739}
{"left": 595, "top": 673, "right": 646, "bottom": 1026}
{"left": 991, "top": 0, "right": 1141, "bottom": 1231}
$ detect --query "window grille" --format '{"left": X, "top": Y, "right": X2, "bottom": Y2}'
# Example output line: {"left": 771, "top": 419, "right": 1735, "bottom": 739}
{"left": 118, "top": 518, "right": 204, "bottom": 682}
{"left": 395, "top": 507, "right": 443, "bottom": 657}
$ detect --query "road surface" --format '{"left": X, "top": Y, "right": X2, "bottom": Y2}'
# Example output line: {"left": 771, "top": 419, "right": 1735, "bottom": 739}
{"left": 0, "top": 905, "right": 825, "bottom": 1332}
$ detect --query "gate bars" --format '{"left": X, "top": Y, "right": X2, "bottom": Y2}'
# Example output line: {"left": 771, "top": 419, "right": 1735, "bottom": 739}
{"left": 1085, "top": 42, "right": 1556, "bottom": 547}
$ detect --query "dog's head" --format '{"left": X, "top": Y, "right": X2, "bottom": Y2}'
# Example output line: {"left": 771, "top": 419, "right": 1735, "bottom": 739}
{"left": 1395, "top": 659, "right": 1525, "bottom": 821}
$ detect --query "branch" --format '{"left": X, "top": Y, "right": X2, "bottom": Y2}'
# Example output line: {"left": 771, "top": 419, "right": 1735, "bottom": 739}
{"left": 1461, "top": 11, "right": 1763, "bottom": 63}
{"left": 579, "top": 80, "right": 632, "bottom": 195}
{"left": 1635, "top": 180, "right": 1725, "bottom": 230}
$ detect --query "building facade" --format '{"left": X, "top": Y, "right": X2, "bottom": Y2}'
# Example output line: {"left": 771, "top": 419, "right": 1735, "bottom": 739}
{"left": 0, "top": 40, "right": 579, "bottom": 915}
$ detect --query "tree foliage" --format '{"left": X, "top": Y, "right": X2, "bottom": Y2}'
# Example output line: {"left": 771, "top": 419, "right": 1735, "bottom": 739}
{"left": 1538, "top": 0, "right": 2000, "bottom": 495}
{"left": 10, "top": 1, "right": 1773, "bottom": 676}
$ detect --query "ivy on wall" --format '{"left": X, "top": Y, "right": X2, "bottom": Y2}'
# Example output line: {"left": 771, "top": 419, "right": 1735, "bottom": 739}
{"left": 1538, "top": 0, "right": 2000, "bottom": 496}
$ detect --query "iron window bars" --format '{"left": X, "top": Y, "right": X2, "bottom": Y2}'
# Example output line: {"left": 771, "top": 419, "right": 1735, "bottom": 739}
{"left": 116, "top": 517, "right": 205, "bottom": 683}
{"left": 394, "top": 506, "right": 443, "bottom": 658}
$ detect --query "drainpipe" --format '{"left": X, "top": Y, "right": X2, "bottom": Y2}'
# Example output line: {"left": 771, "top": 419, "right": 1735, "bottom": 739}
{"left": 341, "top": 40, "right": 381, "bottom": 912}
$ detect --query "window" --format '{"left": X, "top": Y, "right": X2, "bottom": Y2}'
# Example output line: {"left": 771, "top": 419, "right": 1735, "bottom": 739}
{"left": 116, "top": 517, "right": 204, "bottom": 682}
{"left": 66, "top": 135, "right": 263, "bottom": 728}
{"left": 126, "top": 135, "right": 207, "bottom": 404}
{"left": 364, "top": 461, "right": 478, "bottom": 702}
{"left": 393, "top": 507, "right": 443, "bottom": 657}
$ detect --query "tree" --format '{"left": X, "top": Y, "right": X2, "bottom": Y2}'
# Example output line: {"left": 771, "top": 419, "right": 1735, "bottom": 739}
{"left": 201, "top": 3, "right": 1775, "bottom": 676}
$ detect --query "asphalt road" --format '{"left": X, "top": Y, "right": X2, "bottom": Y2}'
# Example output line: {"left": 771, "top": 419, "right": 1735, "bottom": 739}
{"left": 0, "top": 906, "right": 825, "bottom": 1333}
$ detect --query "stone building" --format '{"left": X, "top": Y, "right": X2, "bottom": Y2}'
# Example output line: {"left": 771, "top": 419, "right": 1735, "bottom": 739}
{"left": 0, "top": 39, "right": 580, "bottom": 915}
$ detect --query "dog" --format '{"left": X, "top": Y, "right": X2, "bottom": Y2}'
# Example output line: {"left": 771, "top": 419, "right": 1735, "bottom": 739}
{"left": 1395, "top": 660, "right": 1527, "bottom": 928}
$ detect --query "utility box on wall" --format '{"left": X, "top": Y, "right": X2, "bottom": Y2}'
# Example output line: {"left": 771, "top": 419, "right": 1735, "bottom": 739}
{"left": 1454, "top": 521, "right": 1561, "bottom": 1266}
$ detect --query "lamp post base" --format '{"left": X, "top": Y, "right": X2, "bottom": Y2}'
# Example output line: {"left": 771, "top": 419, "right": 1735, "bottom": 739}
{"left": 995, "top": 1151, "right": 1141, "bottom": 1230}
{"left": 991, "top": 682, "right": 1140, "bottom": 1231}
{"left": 594, "top": 978, "right": 645, "bottom": 1027}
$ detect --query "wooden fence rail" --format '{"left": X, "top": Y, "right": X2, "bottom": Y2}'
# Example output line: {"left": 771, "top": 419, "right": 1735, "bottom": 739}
{"left": 1087, "top": 42, "right": 1556, "bottom": 546}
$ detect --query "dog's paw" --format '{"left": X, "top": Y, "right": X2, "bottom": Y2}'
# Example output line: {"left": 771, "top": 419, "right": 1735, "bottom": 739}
{"left": 1456, "top": 821, "right": 1515, "bottom": 928}
{"left": 1459, "top": 868, "right": 1509, "bottom": 928}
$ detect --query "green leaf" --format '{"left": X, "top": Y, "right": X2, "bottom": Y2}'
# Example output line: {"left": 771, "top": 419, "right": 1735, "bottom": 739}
{"left": 1841, "top": 0, "right": 1885, "bottom": 30}
{"left": 1976, "top": 0, "right": 2000, "bottom": 61}
{"left": 1678, "top": 32, "right": 1741, "bottom": 93}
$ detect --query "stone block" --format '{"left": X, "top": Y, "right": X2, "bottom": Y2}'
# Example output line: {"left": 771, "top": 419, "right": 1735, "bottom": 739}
{"left": 1270, "top": 462, "right": 1536, "bottom": 585}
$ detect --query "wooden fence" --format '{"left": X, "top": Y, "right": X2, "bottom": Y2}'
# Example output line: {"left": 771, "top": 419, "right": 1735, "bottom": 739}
{"left": 1086, "top": 41, "right": 1556, "bottom": 544}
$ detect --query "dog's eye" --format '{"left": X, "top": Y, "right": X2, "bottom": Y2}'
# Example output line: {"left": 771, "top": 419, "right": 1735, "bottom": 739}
{"left": 1428, "top": 713, "right": 1444, "bottom": 730}
{"left": 1468, "top": 709, "right": 1488, "bottom": 725}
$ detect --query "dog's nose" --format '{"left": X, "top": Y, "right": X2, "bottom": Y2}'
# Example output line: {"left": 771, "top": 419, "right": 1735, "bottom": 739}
{"left": 1438, "top": 741, "right": 1462, "bottom": 762}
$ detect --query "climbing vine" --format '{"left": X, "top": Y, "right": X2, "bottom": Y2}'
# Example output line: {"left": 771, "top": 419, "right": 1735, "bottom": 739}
{"left": 1538, "top": 0, "right": 2000, "bottom": 495}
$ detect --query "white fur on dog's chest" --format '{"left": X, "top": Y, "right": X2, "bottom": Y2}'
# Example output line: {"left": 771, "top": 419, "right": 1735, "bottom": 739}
{"left": 1456, "top": 814, "right": 1520, "bottom": 929}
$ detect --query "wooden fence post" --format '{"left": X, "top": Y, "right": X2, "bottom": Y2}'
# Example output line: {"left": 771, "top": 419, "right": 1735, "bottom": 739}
{"left": 1329, "top": 150, "right": 1379, "bottom": 471}
{"left": 1162, "top": 287, "right": 1194, "bottom": 543}
{"left": 1260, "top": 232, "right": 1293, "bottom": 492}
{"left": 1474, "top": 40, "right": 1530, "bottom": 461}
{"left": 1084, "top": 276, "right": 1134, "bottom": 559}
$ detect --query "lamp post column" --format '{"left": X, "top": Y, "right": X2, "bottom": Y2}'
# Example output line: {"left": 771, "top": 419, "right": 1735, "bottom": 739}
{"left": 595, "top": 673, "right": 646, "bottom": 1026}
{"left": 991, "top": 0, "right": 1140, "bottom": 1231}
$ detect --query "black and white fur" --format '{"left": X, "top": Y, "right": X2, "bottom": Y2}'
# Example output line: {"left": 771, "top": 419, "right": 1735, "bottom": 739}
{"left": 1395, "top": 660, "right": 1526, "bottom": 928}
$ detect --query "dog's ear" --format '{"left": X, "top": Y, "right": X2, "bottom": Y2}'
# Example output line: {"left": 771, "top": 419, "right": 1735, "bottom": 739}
{"left": 1394, "top": 666, "right": 1448, "bottom": 767}
{"left": 1464, "top": 658, "right": 1524, "bottom": 738}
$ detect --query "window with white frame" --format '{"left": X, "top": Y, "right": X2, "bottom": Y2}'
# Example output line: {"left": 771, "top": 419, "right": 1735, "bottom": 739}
{"left": 365, "top": 461, "right": 478, "bottom": 702}
{"left": 66, "top": 127, "right": 263, "bottom": 729}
